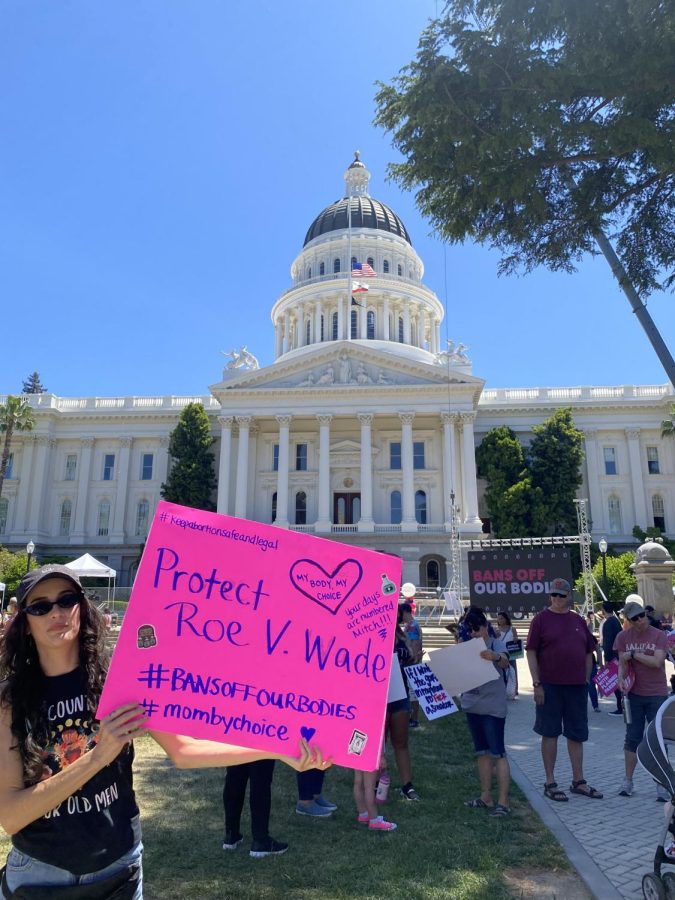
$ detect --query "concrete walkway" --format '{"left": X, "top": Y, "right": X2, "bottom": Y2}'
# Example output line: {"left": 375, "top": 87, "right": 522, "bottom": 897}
{"left": 506, "top": 663, "right": 669, "bottom": 900}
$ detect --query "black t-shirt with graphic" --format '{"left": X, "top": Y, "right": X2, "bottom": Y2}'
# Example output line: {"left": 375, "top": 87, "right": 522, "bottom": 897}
{"left": 12, "top": 667, "right": 141, "bottom": 874}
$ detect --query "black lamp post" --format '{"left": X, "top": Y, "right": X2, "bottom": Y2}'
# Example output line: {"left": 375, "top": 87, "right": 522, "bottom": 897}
{"left": 598, "top": 537, "right": 608, "bottom": 599}
{"left": 26, "top": 540, "right": 35, "bottom": 574}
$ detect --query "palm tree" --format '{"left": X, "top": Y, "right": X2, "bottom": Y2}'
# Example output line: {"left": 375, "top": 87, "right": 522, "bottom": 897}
{"left": 662, "top": 403, "right": 675, "bottom": 439}
{"left": 0, "top": 396, "right": 36, "bottom": 499}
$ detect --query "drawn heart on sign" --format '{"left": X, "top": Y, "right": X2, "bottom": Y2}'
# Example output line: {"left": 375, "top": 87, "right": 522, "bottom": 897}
{"left": 289, "top": 558, "right": 363, "bottom": 615}
{"left": 300, "top": 726, "right": 316, "bottom": 743}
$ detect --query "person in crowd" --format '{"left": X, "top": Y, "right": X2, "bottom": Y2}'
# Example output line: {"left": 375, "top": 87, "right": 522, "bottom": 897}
{"left": 399, "top": 601, "right": 423, "bottom": 727}
{"left": 526, "top": 577, "right": 602, "bottom": 802}
{"left": 353, "top": 750, "right": 397, "bottom": 832}
{"left": 614, "top": 594, "right": 669, "bottom": 799}
{"left": 386, "top": 608, "right": 419, "bottom": 801}
{"left": 495, "top": 611, "right": 519, "bottom": 698}
{"left": 599, "top": 601, "right": 624, "bottom": 716}
{"left": 222, "top": 760, "right": 288, "bottom": 858}
{"left": 585, "top": 615, "right": 601, "bottom": 713}
{"left": 295, "top": 770, "right": 337, "bottom": 818}
{"left": 645, "top": 605, "right": 663, "bottom": 630}
{"left": 461, "top": 608, "right": 512, "bottom": 816}
{"left": 0, "top": 565, "right": 328, "bottom": 897}
{"left": 101, "top": 605, "right": 113, "bottom": 630}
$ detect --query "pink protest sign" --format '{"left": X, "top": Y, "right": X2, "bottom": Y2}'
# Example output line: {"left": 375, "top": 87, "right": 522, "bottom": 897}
{"left": 98, "top": 501, "right": 402, "bottom": 770}
{"left": 594, "top": 659, "right": 635, "bottom": 696}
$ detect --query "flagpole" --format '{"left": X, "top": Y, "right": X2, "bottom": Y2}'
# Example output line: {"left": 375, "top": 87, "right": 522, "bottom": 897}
{"left": 347, "top": 175, "right": 352, "bottom": 342}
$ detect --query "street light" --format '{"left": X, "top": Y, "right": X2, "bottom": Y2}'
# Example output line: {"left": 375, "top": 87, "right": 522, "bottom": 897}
{"left": 598, "top": 537, "right": 608, "bottom": 599}
{"left": 25, "top": 540, "right": 35, "bottom": 574}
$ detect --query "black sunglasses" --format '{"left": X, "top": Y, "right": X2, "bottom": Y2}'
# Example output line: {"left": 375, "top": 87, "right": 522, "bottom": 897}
{"left": 550, "top": 592, "right": 568, "bottom": 598}
{"left": 23, "top": 592, "right": 82, "bottom": 617}
{"left": 629, "top": 611, "right": 646, "bottom": 622}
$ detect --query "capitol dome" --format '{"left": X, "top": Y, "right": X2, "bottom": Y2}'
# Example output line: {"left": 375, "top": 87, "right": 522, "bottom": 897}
{"left": 303, "top": 196, "right": 412, "bottom": 247}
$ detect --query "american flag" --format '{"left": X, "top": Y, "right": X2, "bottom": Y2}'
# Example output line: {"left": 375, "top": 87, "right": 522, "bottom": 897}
{"left": 352, "top": 262, "right": 377, "bottom": 277}
{"left": 352, "top": 281, "right": 369, "bottom": 293}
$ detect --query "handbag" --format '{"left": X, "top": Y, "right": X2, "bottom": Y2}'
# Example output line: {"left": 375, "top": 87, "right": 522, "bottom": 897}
{"left": 505, "top": 666, "right": 517, "bottom": 700}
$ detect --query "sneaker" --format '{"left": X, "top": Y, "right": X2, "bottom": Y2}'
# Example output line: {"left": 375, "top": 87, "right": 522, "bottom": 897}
{"left": 222, "top": 833, "right": 243, "bottom": 850}
{"left": 314, "top": 794, "right": 338, "bottom": 811}
{"left": 608, "top": 709, "right": 624, "bottom": 716}
{"left": 368, "top": 816, "right": 397, "bottom": 831}
{"left": 400, "top": 783, "right": 420, "bottom": 801}
{"left": 250, "top": 838, "right": 289, "bottom": 858}
{"left": 295, "top": 800, "right": 332, "bottom": 817}
{"left": 357, "top": 812, "right": 370, "bottom": 824}
{"left": 409, "top": 719, "right": 420, "bottom": 728}
{"left": 619, "top": 778, "right": 634, "bottom": 797}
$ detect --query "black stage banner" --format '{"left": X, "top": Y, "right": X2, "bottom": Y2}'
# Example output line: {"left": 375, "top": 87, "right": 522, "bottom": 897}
{"left": 467, "top": 547, "right": 574, "bottom": 616}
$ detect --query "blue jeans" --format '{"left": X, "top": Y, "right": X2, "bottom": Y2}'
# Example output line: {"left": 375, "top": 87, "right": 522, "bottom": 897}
{"left": 2, "top": 841, "right": 143, "bottom": 899}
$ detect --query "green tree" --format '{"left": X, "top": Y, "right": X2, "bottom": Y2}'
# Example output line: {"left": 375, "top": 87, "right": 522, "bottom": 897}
{"left": 574, "top": 551, "right": 637, "bottom": 605}
{"left": 476, "top": 425, "right": 527, "bottom": 535}
{"left": 22, "top": 372, "right": 47, "bottom": 394}
{"left": 161, "top": 403, "right": 216, "bottom": 511}
{"left": 0, "top": 396, "right": 36, "bottom": 499}
{"left": 0, "top": 546, "right": 37, "bottom": 600}
{"left": 529, "top": 409, "right": 584, "bottom": 535}
{"left": 375, "top": 0, "right": 675, "bottom": 381}
{"left": 662, "top": 403, "right": 675, "bottom": 439}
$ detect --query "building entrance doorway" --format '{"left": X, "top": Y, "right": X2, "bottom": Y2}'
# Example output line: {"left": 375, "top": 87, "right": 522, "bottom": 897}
{"left": 333, "top": 493, "right": 361, "bottom": 525}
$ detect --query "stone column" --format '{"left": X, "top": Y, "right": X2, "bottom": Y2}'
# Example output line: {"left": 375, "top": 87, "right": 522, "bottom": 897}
{"left": 298, "top": 307, "right": 306, "bottom": 347}
{"left": 71, "top": 437, "right": 95, "bottom": 542}
{"left": 458, "top": 413, "right": 482, "bottom": 525}
{"left": 275, "top": 415, "right": 292, "bottom": 528}
{"left": 400, "top": 412, "right": 416, "bottom": 531}
{"left": 359, "top": 299, "right": 367, "bottom": 338}
{"left": 111, "top": 437, "right": 132, "bottom": 542}
{"left": 275, "top": 322, "right": 283, "bottom": 358}
{"left": 432, "top": 318, "right": 440, "bottom": 354}
{"left": 314, "top": 301, "right": 323, "bottom": 343}
{"left": 27, "top": 436, "right": 52, "bottom": 538}
{"left": 157, "top": 436, "right": 170, "bottom": 488}
{"left": 316, "top": 415, "right": 332, "bottom": 531}
{"left": 282, "top": 312, "right": 290, "bottom": 354}
{"left": 12, "top": 438, "right": 35, "bottom": 536}
{"left": 626, "top": 428, "right": 648, "bottom": 529}
{"left": 403, "top": 305, "right": 412, "bottom": 344}
{"left": 234, "top": 417, "right": 252, "bottom": 518}
{"left": 358, "top": 413, "right": 374, "bottom": 531}
{"left": 216, "top": 416, "right": 234, "bottom": 515}
{"left": 441, "top": 413, "right": 458, "bottom": 525}
{"left": 337, "top": 297, "right": 345, "bottom": 341}
{"left": 383, "top": 297, "right": 390, "bottom": 341}
{"left": 582, "top": 430, "right": 604, "bottom": 534}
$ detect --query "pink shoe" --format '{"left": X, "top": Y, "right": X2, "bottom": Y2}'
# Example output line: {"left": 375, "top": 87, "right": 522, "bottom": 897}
{"left": 368, "top": 816, "right": 397, "bottom": 831}
{"left": 357, "top": 812, "right": 369, "bottom": 824}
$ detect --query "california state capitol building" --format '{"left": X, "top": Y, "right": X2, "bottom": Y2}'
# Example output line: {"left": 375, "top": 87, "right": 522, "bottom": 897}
{"left": 1, "top": 155, "right": 673, "bottom": 588}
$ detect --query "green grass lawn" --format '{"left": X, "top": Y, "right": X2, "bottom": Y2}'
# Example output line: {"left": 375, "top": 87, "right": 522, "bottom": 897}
{"left": 0, "top": 713, "right": 571, "bottom": 899}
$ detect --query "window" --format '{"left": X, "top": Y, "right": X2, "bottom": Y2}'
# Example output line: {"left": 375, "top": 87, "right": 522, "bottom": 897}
{"left": 4, "top": 453, "right": 13, "bottom": 480}
{"left": 397, "top": 263, "right": 403, "bottom": 276}
{"left": 333, "top": 258, "right": 341, "bottom": 273}
{"left": 141, "top": 453, "right": 153, "bottom": 480}
{"left": 415, "top": 490, "right": 427, "bottom": 524}
{"left": 647, "top": 446, "right": 660, "bottom": 475}
{"left": 332, "top": 312, "right": 338, "bottom": 340}
{"left": 367, "top": 310, "right": 375, "bottom": 339}
{"left": 135, "top": 499, "right": 150, "bottom": 536}
{"left": 653, "top": 495, "right": 666, "bottom": 531}
{"left": 351, "top": 308, "right": 357, "bottom": 339}
{"left": 383, "top": 259, "right": 390, "bottom": 274}
{"left": 97, "top": 499, "right": 111, "bottom": 536}
{"left": 413, "top": 441, "right": 425, "bottom": 469}
{"left": 398, "top": 317, "right": 404, "bottom": 342}
{"left": 608, "top": 495, "right": 622, "bottom": 534}
{"left": 103, "top": 453, "right": 115, "bottom": 481}
{"left": 351, "top": 256, "right": 357, "bottom": 269}
{"left": 390, "top": 490, "right": 402, "bottom": 525}
{"left": 0, "top": 497, "right": 7, "bottom": 534}
{"left": 59, "top": 499, "right": 72, "bottom": 536}
{"left": 271, "top": 492, "right": 277, "bottom": 523}
{"left": 307, "top": 267, "right": 312, "bottom": 279}
{"left": 603, "top": 447, "right": 617, "bottom": 475}
{"left": 306, "top": 320, "right": 311, "bottom": 345}
{"left": 273, "top": 444, "right": 279, "bottom": 472}
{"left": 295, "top": 443, "right": 308, "bottom": 471}
{"left": 320, "top": 315, "right": 325, "bottom": 340}
{"left": 426, "top": 559, "right": 440, "bottom": 588}
{"left": 295, "top": 491, "right": 307, "bottom": 525}
{"left": 390, "top": 442, "right": 402, "bottom": 470}
{"left": 65, "top": 454, "right": 77, "bottom": 481}
{"left": 367, "top": 257, "right": 374, "bottom": 268}
{"left": 319, "top": 262, "right": 325, "bottom": 276}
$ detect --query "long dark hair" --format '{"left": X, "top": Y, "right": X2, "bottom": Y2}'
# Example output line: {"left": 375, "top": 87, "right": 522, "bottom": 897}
{"left": 0, "top": 591, "right": 108, "bottom": 785}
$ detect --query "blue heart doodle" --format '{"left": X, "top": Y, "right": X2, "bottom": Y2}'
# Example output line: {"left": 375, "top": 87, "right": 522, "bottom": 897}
{"left": 300, "top": 726, "right": 316, "bottom": 743}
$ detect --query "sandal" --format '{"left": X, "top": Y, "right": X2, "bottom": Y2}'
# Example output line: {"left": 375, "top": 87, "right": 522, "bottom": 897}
{"left": 489, "top": 804, "right": 511, "bottom": 817}
{"left": 463, "top": 798, "right": 492, "bottom": 809}
{"left": 570, "top": 779, "right": 603, "bottom": 799}
{"left": 544, "top": 782, "right": 568, "bottom": 802}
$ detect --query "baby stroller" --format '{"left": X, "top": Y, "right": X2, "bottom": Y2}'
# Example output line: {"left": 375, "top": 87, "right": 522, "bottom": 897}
{"left": 637, "top": 695, "right": 675, "bottom": 898}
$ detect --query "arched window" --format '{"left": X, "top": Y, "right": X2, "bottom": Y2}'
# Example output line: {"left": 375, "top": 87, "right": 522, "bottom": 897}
{"left": 383, "top": 259, "right": 390, "bottom": 274}
{"left": 415, "top": 490, "right": 427, "bottom": 524}
{"left": 307, "top": 266, "right": 312, "bottom": 280}
{"left": 333, "top": 258, "right": 341, "bottom": 274}
{"left": 135, "top": 499, "right": 150, "bottom": 536}
{"left": 390, "top": 490, "right": 402, "bottom": 525}
{"left": 367, "top": 257, "right": 374, "bottom": 268}
{"left": 608, "top": 495, "right": 622, "bottom": 535}
{"left": 397, "top": 263, "right": 403, "bottom": 276}
{"left": 306, "top": 320, "right": 311, "bottom": 345}
{"left": 351, "top": 256, "right": 357, "bottom": 269}
{"left": 351, "top": 308, "right": 358, "bottom": 339}
{"left": 426, "top": 559, "right": 440, "bottom": 588}
{"left": 367, "top": 310, "right": 375, "bottom": 339}
{"left": 320, "top": 315, "right": 325, "bottom": 340}
{"left": 319, "top": 261, "right": 325, "bottom": 276}
{"left": 332, "top": 311, "right": 338, "bottom": 340}
{"left": 97, "top": 499, "right": 111, "bottom": 537}
{"left": 0, "top": 497, "right": 8, "bottom": 535}
{"left": 59, "top": 499, "right": 72, "bottom": 537}
{"left": 398, "top": 317, "right": 404, "bottom": 342}
{"left": 271, "top": 492, "right": 277, "bottom": 523}
{"left": 295, "top": 491, "right": 307, "bottom": 526}
{"left": 653, "top": 494, "right": 666, "bottom": 531}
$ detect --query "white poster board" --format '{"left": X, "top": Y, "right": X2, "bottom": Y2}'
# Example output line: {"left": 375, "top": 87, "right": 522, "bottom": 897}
{"left": 387, "top": 655, "right": 407, "bottom": 702}
{"left": 406, "top": 663, "right": 458, "bottom": 720}
{"left": 426, "top": 639, "right": 499, "bottom": 696}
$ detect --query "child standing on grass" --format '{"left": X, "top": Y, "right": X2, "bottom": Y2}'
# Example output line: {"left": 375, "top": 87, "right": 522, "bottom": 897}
{"left": 354, "top": 755, "right": 397, "bottom": 831}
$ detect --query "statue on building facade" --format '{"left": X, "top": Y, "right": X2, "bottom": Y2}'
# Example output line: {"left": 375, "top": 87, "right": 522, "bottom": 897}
{"left": 222, "top": 346, "right": 260, "bottom": 371}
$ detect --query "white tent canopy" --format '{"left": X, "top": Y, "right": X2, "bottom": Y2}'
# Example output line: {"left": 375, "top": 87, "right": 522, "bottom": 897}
{"left": 65, "top": 553, "right": 116, "bottom": 604}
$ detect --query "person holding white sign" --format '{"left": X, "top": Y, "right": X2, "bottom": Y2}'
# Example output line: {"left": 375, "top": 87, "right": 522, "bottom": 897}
{"left": 0, "top": 565, "right": 328, "bottom": 899}
{"left": 460, "top": 609, "right": 512, "bottom": 817}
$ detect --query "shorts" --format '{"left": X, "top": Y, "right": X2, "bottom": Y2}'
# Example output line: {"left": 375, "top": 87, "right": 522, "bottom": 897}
{"left": 534, "top": 683, "right": 588, "bottom": 743}
{"left": 387, "top": 698, "right": 410, "bottom": 716}
{"left": 465, "top": 712, "right": 507, "bottom": 758}
{"left": 624, "top": 693, "right": 667, "bottom": 753}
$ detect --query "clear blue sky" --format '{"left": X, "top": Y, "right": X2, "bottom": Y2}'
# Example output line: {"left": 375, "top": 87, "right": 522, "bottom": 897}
{"left": 1, "top": 1, "right": 673, "bottom": 398}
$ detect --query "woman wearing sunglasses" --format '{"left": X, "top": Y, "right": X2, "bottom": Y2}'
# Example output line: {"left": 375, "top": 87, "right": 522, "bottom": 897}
{"left": 0, "top": 565, "right": 327, "bottom": 899}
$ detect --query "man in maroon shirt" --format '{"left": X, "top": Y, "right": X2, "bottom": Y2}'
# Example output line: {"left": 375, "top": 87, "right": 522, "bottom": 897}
{"left": 526, "top": 578, "right": 602, "bottom": 802}
{"left": 614, "top": 595, "right": 669, "bottom": 798}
